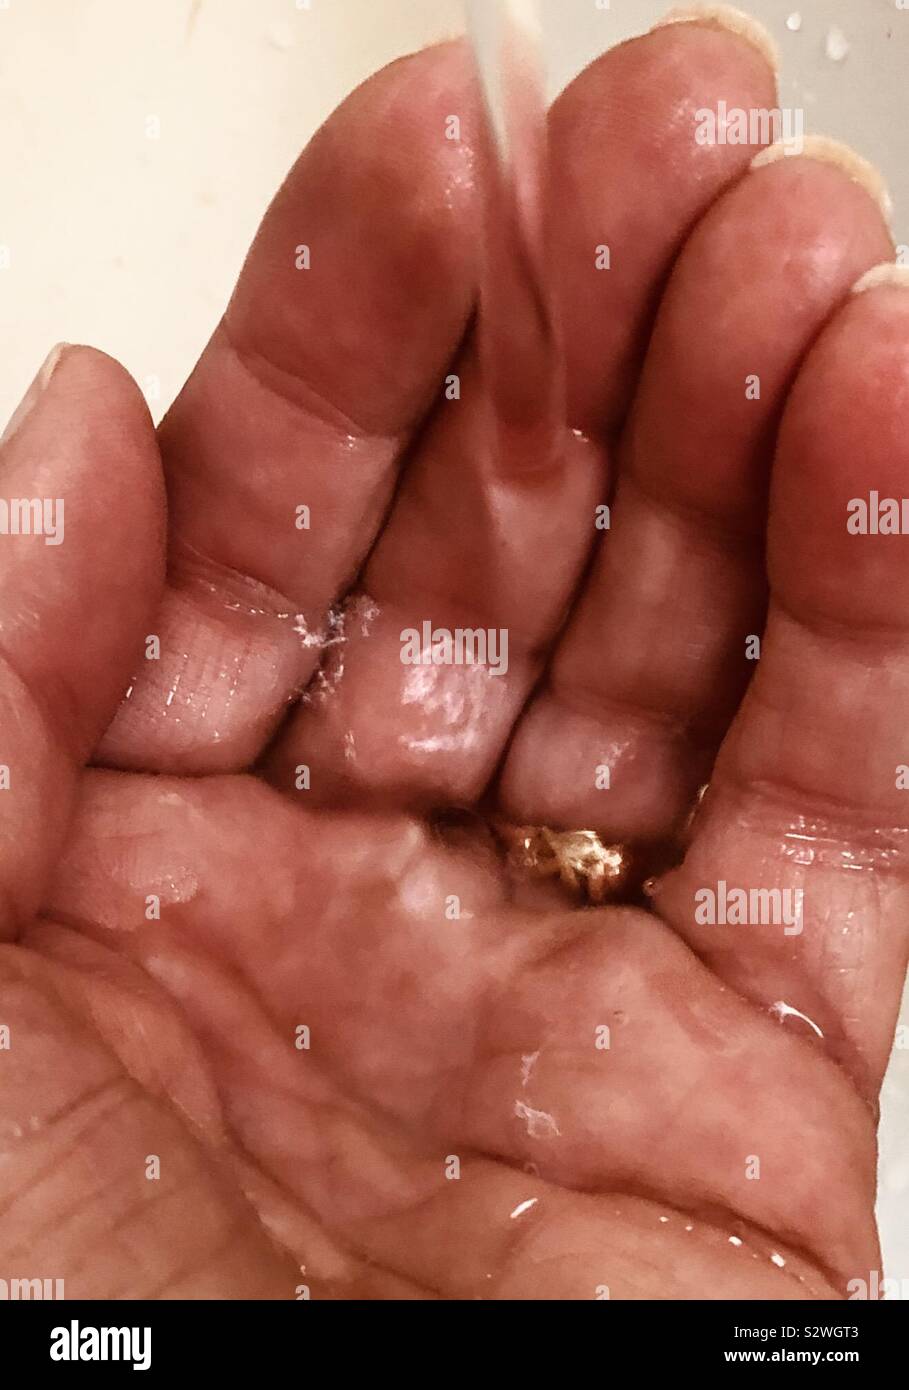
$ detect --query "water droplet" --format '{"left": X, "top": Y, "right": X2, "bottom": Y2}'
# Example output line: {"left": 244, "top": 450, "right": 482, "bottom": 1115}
{"left": 769, "top": 999, "right": 825, "bottom": 1039}
{"left": 825, "top": 26, "right": 849, "bottom": 62}
{"left": 729, "top": 1235, "right": 743, "bottom": 1247}
{"left": 266, "top": 21, "right": 295, "bottom": 51}
{"left": 786, "top": 12, "right": 802, "bottom": 33}
{"left": 771, "top": 1251, "right": 787, "bottom": 1268}
{"left": 509, "top": 1197, "right": 539, "bottom": 1220}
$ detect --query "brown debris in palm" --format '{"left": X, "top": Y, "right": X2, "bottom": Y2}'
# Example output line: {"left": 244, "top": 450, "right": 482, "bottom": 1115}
{"left": 495, "top": 823, "right": 632, "bottom": 905}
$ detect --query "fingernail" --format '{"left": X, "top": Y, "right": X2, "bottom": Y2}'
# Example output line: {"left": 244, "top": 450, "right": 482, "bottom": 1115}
{"left": 652, "top": 4, "right": 779, "bottom": 74}
{"left": 1, "top": 343, "right": 69, "bottom": 447}
{"left": 751, "top": 136, "right": 893, "bottom": 224}
{"left": 851, "top": 263, "right": 909, "bottom": 297}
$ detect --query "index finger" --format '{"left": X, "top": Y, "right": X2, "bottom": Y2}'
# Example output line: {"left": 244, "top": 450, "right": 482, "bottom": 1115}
{"left": 99, "top": 41, "right": 480, "bottom": 773}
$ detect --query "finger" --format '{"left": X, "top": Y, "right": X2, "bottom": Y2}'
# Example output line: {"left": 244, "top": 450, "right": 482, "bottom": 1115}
{"left": 267, "top": 9, "right": 781, "bottom": 811}
{"left": 501, "top": 141, "right": 894, "bottom": 841}
{"left": 0, "top": 345, "right": 164, "bottom": 938}
{"left": 556, "top": 3, "right": 780, "bottom": 434}
{"left": 652, "top": 268, "right": 909, "bottom": 1097}
{"left": 98, "top": 41, "right": 481, "bottom": 774}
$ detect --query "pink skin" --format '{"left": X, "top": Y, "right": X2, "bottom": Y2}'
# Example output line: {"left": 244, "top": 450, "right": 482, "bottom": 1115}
{"left": 0, "top": 18, "right": 905, "bottom": 1298}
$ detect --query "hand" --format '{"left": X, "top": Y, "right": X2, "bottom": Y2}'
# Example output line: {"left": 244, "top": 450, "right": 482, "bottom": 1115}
{"left": 2, "top": 12, "right": 904, "bottom": 1299}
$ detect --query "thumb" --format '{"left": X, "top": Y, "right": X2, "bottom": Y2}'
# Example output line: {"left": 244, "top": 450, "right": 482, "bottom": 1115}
{"left": 0, "top": 344, "right": 165, "bottom": 938}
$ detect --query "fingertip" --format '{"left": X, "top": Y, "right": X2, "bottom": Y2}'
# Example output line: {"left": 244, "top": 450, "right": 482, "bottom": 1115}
{"left": 0, "top": 343, "right": 166, "bottom": 742}
{"left": 9, "top": 341, "right": 166, "bottom": 576}
{"left": 652, "top": 3, "right": 780, "bottom": 75}
{"left": 0, "top": 342, "right": 70, "bottom": 447}
{"left": 751, "top": 136, "right": 893, "bottom": 227}
{"left": 768, "top": 271, "right": 909, "bottom": 631}
{"left": 850, "top": 262, "right": 909, "bottom": 297}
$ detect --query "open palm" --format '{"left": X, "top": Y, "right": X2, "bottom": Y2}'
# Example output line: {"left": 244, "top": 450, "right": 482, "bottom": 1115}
{"left": 3, "top": 15, "right": 906, "bottom": 1299}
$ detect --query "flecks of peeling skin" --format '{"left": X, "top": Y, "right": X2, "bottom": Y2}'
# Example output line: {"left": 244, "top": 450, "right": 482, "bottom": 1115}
{"left": 520, "top": 1050, "right": 539, "bottom": 1088}
{"left": 398, "top": 662, "right": 490, "bottom": 756}
{"left": 298, "top": 593, "right": 382, "bottom": 708}
{"left": 128, "top": 565, "right": 383, "bottom": 747}
{"left": 514, "top": 1099, "right": 561, "bottom": 1140}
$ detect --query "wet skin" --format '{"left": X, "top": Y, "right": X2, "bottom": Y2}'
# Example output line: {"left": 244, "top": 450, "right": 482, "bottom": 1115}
{"left": 1, "top": 15, "right": 907, "bottom": 1297}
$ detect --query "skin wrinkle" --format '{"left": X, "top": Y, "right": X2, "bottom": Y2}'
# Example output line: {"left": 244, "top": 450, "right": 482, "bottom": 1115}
{"left": 48, "top": 814, "right": 871, "bottom": 1292}
{"left": 5, "top": 943, "right": 301, "bottom": 1294}
{"left": 218, "top": 318, "right": 392, "bottom": 447}
{"left": 448, "top": 912, "right": 875, "bottom": 1283}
